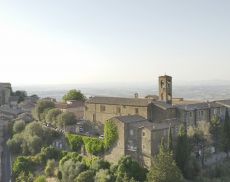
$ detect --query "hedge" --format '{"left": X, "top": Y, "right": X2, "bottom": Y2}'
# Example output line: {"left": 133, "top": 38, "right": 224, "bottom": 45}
{"left": 66, "top": 120, "right": 118, "bottom": 155}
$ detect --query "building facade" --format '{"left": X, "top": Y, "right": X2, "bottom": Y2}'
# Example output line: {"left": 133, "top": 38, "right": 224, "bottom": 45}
{"left": 84, "top": 96, "right": 152, "bottom": 124}
{"left": 0, "top": 83, "right": 12, "bottom": 105}
{"left": 104, "top": 115, "right": 179, "bottom": 168}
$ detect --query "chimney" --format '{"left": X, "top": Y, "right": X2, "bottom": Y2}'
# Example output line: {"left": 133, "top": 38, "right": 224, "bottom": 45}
{"left": 134, "top": 93, "right": 139, "bottom": 99}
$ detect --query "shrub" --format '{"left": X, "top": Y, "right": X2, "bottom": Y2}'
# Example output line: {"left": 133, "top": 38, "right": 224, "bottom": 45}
{"left": 13, "top": 156, "right": 35, "bottom": 177}
{"left": 66, "top": 134, "right": 104, "bottom": 155}
{"left": 45, "top": 159, "right": 55, "bottom": 177}
{"left": 75, "top": 170, "right": 94, "bottom": 182}
{"left": 66, "top": 133, "right": 83, "bottom": 151}
{"left": 13, "top": 120, "right": 26, "bottom": 133}
{"left": 82, "top": 136, "right": 104, "bottom": 155}
{"left": 34, "top": 175, "right": 47, "bottom": 182}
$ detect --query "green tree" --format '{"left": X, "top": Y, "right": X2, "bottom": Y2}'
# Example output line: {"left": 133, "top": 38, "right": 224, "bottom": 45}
{"left": 57, "top": 112, "right": 76, "bottom": 128}
{"left": 210, "top": 115, "right": 221, "bottom": 150}
{"left": 7, "top": 133, "right": 23, "bottom": 154}
{"left": 13, "top": 90, "right": 27, "bottom": 103}
{"left": 59, "top": 159, "right": 86, "bottom": 182}
{"left": 75, "top": 170, "right": 94, "bottom": 182}
{"left": 45, "top": 159, "right": 55, "bottom": 177}
{"left": 13, "top": 120, "right": 26, "bottom": 133}
{"left": 16, "top": 172, "right": 33, "bottom": 182}
{"left": 168, "top": 124, "right": 173, "bottom": 151}
{"left": 34, "top": 175, "right": 47, "bottom": 182}
{"left": 27, "top": 135, "right": 42, "bottom": 154}
{"left": 33, "top": 100, "right": 55, "bottom": 121}
{"left": 13, "top": 156, "right": 34, "bottom": 177}
{"left": 175, "top": 125, "right": 190, "bottom": 177}
{"left": 148, "top": 139, "right": 183, "bottom": 182}
{"left": 91, "top": 159, "right": 110, "bottom": 171}
{"left": 45, "top": 108, "right": 62, "bottom": 126}
{"left": 116, "top": 156, "right": 147, "bottom": 182}
{"left": 25, "top": 122, "right": 43, "bottom": 136}
{"left": 221, "top": 109, "right": 230, "bottom": 157}
{"left": 38, "top": 146, "right": 62, "bottom": 164}
{"left": 95, "top": 169, "right": 112, "bottom": 182}
{"left": 63, "top": 89, "right": 85, "bottom": 102}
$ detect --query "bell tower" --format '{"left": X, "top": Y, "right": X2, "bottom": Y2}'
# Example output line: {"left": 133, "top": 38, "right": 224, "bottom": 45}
{"left": 159, "top": 75, "right": 172, "bottom": 104}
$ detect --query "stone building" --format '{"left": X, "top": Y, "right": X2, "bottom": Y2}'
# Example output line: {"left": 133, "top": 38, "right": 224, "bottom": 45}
{"left": 85, "top": 75, "right": 230, "bottom": 168}
{"left": 104, "top": 115, "right": 179, "bottom": 168}
{"left": 56, "top": 100, "right": 84, "bottom": 120}
{"left": 84, "top": 96, "right": 153, "bottom": 124}
{"left": 0, "top": 83, "right": 12, "bottom": 105}
{"left": 176, "top": 102, "right": 226, "bottom": 127}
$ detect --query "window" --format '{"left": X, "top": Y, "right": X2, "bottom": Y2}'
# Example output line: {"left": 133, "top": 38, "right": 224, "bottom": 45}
{"left": 189, "top": 112, "right": 192, "bottom": 117}
{"left": 123, "top": 105, "right": 126, "bottom": 109}
{"left": 100, "top": 105, "right": 106, "bottom": 112}
{"left": 214, "top": 109, "right": 217, "bottom": 115}
{"left": 130, "top": 129, "right": 134, "bottom": 136}
{"left": 201, "top": 111, "right": 204, "bottom": 116}
{"left": 116, "top": 107, "right": 121, "bottom": 114}
{"left": 142, "top": 144, "right": 145, "bottom": 149}
{"left": 142, "top": 131, "right": 145, "bottom": 136}
{"left": 135, "top": 108, "right": 139, "bottom": 114}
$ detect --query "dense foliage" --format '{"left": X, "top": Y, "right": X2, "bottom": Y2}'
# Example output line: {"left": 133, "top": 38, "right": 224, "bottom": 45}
{"left": 12, "top": 90, "right": 27, "bottom": 103}
{"left": 7, "top": 122, "right": 60, "bottom": 155}
{"left": 63, "top": 89, "right": 85, "bottom": 102}
{"left": 75, "top": 170, "right": 95, "bottom": 182}
{"left": 66, "top": 133, "right": 104, "bottom": 155}
{"left": 57, "top": 111, "right": 76, "bottom": 128}
{"left": 45, "top": 108, "right": 62, "bottom": 126}
{"left": 66, "top": 120, "right": 118, "bottom": 155}
{"left": 148, "top": 140, "right": 183, "bottom": 182}
{"left": 221, "top": 109, "right": 230, "bottom": 157}
{"left": 175, "top": 125, "right": 190, "bottom": 177}
{"left": 13, "top": 120, "right": 26, "bottom": 133}
{"left": 13, "top": 156, "right": 35, "bottom": 178}
{"left": 33, "top": 100, "right": 55, "bottom": 121}
{"left": 34, "top": 176, "right": 47, "bottom": 182}
{"left": 115, "top": 156, "right": 148, "bottom": 182}
{"left": 104, "top": 120, "right": 118, "bottom": 149}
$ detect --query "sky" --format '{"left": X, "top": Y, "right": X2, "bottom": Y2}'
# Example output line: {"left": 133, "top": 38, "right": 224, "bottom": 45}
{"left": 0, "top": 0, "right": 230, "bottom": 86}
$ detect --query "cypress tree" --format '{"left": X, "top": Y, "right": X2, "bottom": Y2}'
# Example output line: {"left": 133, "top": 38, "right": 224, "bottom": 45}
{"left": 147, "top": 137, "right": 183, "bottom": 182}
{"left": 221, "top": 109, "right": 230, "bottom": 157}
{"left": 167, "top": 124, "right": 173, "bottom": 152}
{"left": 175, "top": 124, "right": 190, "bottom": 176}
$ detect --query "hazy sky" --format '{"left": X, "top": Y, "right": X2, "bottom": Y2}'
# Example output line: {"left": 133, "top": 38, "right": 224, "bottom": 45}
{"left": 0, "top": 0, "right": 230, "bottom": 86}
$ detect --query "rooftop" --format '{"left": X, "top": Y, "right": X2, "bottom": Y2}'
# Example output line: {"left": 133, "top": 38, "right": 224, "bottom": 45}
{"left": 112, "top": 115, "right": 178, "bottom": 131}
{"left": 86, "top": 96, "right": 152, "bottom": 107}
{"left": 152, "top": 101, "right": 174, "bottom": 110}
{"left": 216, "top": 100, "right": 230, "bottom": 107}
{"left": 177, "top": 101, "right": 224, "bottom": 111}
{"left": 112, "top": 115, "right": 148, "bottom": 123}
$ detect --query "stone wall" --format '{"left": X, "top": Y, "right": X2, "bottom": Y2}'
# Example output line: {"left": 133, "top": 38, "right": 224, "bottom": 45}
{"left": 148, "top": 104, "right": 176, "bottom": 122}
{"left": 85, "top": 103, "right": 148, "bottom": 124}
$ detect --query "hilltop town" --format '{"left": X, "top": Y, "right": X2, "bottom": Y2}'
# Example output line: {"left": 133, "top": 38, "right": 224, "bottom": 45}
{"left": 1, "top": 76, "right": 230, "bottom": 181}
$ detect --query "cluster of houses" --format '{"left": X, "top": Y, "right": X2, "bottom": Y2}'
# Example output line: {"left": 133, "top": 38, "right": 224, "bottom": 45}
{"left": 1, "top": 77, "right": 230, "bottom": 168}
